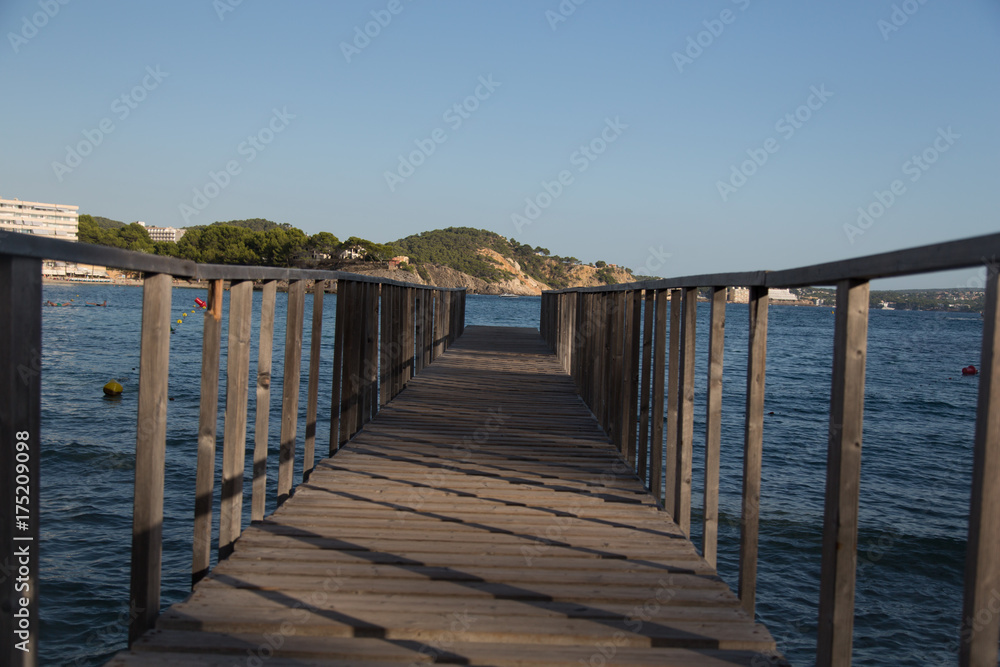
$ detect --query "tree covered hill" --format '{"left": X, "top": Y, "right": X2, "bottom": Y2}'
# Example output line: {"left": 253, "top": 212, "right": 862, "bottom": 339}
{"left": 391, "top": 227, "right": 597, "bottom": 289}
{"left": 74, "top": 217, "right": 631, "bottom": 289}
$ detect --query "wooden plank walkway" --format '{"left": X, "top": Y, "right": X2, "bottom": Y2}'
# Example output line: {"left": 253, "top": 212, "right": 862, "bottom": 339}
{"left": 110, "top": 326, "right": 784, "bottom": 666}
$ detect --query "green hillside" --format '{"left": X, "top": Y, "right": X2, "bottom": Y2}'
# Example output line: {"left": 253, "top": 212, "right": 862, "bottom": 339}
{"left": 392, "top": 227, "right": 585, "bottom": 288}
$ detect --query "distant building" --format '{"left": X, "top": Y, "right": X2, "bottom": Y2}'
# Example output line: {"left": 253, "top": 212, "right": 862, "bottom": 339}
{"left": 137, "top": 221, "right": 186, "bottom": 243}
{"left": 0, "top": 196, "right": 108, "bottom": 279}
{"left": 337, "top": 246, "right": 365, "bottom": 261}
{"left": 387, "top": 255, "right": 410, "bottom": 268}
{"left": 768, "top": 288, "right": 798, "bottom": 301}
{"left": 727, "top": 287, "right": 750, "bottom": 304}
{"left": 0, "top": 196, "right": 78, "bottom": 240}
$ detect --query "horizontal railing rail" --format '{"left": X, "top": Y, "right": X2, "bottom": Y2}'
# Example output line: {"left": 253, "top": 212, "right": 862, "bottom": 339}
{"left": 540, "top": 230, "right": 1000, "bottom": 667}
{"left": 0, "top": 231, "right": 466, "bottom": 664}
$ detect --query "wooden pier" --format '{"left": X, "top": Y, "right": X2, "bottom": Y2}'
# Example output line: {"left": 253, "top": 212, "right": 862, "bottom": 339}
{"left": 108, "top": 326, "right": 781, "bottom": 666}
{"left": 7, "top": 230, "right": 1000, "bottom": 666}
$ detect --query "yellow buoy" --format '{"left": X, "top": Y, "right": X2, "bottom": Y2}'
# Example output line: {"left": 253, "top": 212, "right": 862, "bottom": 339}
{"left": 103, "top": 381, "right": 123, "bottom": 396}
{"left": 177, "top": 319, "right": 182, "bottom": 324}
{"left": 183, "top": 312, "right": 188, "bottom": 316}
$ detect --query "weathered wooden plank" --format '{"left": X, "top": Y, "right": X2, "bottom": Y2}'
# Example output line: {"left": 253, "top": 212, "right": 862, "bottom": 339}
{"left": 128, "top": 272, "right": 172, "bottom": 645}
{"left": 422, "top": 285, "right": 434, "bottom": 368}
{"left": 638, "top": 290, "right": 654, "bottom": 484}
{"left": 413, "top": 290, "right": 425, "bottom": 374}
{"left": 663, "top": 289, "right": 682, "bottom": 517}
{"left": 251, "top": 281, "right": 277, "bottom": 521}
{"left": 277, "top": 280, "right": 306, "bottom": 505}
{"left": 650, "top": 290, "right": 667, "bottom": 508}
{"left": 961, "top": 267, "right": 1000, "bottom": 667}
{"left": 404, "top": 287, "right": 415, "bottom": 381}
{"left": 816, "top": 280, "right": 869, "bottom": 666}
{"left": 674, "top": 286, "right": 698, "bottom": 536}
{"left": 303, "top": 280, "right": 325, "bottom": 481}
{"left": 219, "top": 280, "right": 253, "bottom": 560}
{"left": 366, "top": 282, "right": 380, "bottom": 419}
{"left": 330, "top": 280, "right": 347, "bottom": 454}
{"left": 703, "top": 287, "right": 726, "bottom": 568}
{"left": 739, "top": 286, "right": 769, "bottom": 617}
{"left": 340, "top": 281, "right": 361, "bottom": 443}
{"left": 611, "top": 291, "right": 626, "bottom": 452}
{"left": 117, "top": 631, "right": 785, "bottom": 667}
{"left": 192, "top": 279, "right": 223, "bottom": 585}
{"left": 626, "top": 289, "right": 642, "bottom": 468}
{"left": 0, "top": 255, "right": 41, "bottom": 667}
{"left": 116, "top": 326, "right": 780, "bottom": 665}
{"left": 357, "top": 281, "right": 372, "bottom": 426}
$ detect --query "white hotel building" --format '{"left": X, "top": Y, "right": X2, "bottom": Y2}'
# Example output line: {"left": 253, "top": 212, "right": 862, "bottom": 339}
{"left": 0, "top": 196, "right": 108, "bottom": 279}
{"left": 0, "top": 196, "right": 79, "bottom": 240}
{"left": 137, "top": 222, "right": 186, "bottom": 243}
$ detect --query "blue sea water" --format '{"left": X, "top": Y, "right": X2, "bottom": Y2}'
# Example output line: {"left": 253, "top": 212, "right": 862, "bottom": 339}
{"left": 36, "top": 287, "right": 984, "bottom": 665}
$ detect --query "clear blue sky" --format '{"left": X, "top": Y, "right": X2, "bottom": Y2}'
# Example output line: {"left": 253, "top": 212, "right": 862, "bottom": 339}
{"left": 2, "top": 0, "right": 998, "bottom": 288}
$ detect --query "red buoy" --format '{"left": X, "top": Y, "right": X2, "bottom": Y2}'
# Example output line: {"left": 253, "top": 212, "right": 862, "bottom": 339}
{"left": 962, "top": 365, "right": 978, "bottom": 376}
{"left": 194, "top": 297, "right": 208, "bottom": 309}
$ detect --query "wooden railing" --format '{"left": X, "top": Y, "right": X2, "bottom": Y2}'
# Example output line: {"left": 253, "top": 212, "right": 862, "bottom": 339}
{"left": 540, "top": 231, "right": 1000, "bottom": 667}
{"left": 0, "top": 231, "right": 465, "bottom": 665}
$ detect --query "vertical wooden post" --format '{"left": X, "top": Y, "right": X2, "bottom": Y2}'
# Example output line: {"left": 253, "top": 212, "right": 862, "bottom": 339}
{"left": 251, "top": 280, "right": 276, "bottom": 520}
{"left": 303, "top": 280, "right": 325, "bottom": 482}
{"left": 444, "top": 291, "right": 454, "bottom": 350}
{"left": 192, "top": 279, "right": 223, "bottom": 585}
{"left": 961, "top": 267, "right": 1000, "bottom": 667}
{"left": 650, "top": 289, "right": 668, "bottom": 508}
{"left": 611, "top": 291, "right": 626, "bottom": 451}
{"left": 277, "top": 280, "right": 305, "bottom": 506}
{"left": 422, "top": 288, "right": 434, "bottom": 368}
{"left": 626, "top": 289, "right": 642, "bottom": 469}
{"left": 703, "top": 286, "right": 726, "bottom": 568}
{"left": 739, "top": 285, "right": 770, "bottom": 617}
{"left": 219, "top": 280, "right": 253, "bottom": 560}
{"left": 816, "top": 280, "right": 869, "bottom": 665}
{"left": 353, "top": 282, "right": 369, "bottom": 430}
{"left": 0, "top": 255, "right": 41, "bottom": 667}
{"left": 664, "top": 289, "right": 682, "bottom": 518}
{"left": 433, "top": 290, "right": 445, "bottom": 360}
{"left": 330, "top": 279, "right": 347, "bottom": 454}
{"left": 572, "top": 292, "right": 585, "bottom": 393}
{"left": 367, "top": 282, "right": 380, "bottom": 418}
{"left": 357, "top": 282, "right": 372, "bottom": 425}
{"left": 581, "top": 293, "right": 593, "bottom": 405}
{"left": 674, "top": 286, "right": 698, "bottom": 536}
{"left": 597, "top": 293, "right": 610, "bottom": 431}
{"left": 340, "top": 281, "right": 361, "bottom": 443}
{"left": 413, "top": 291, "right": 424, "bottom": 375}
{"left": 638, "top": 290, "right": 655, "bottom": 484}
{"left": 380, "top": 284, "right": 391, "bottom": 407}
{"left": 128, "top": 272, "right": 172, "bottom": 645}
{"left": 405, "top": 287, "right": 415, "bottom": 381}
